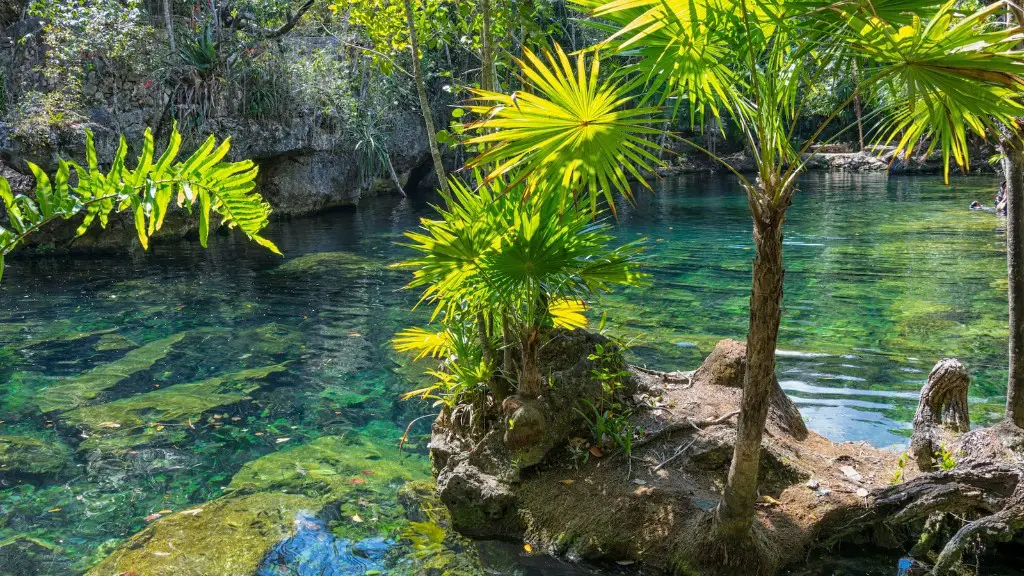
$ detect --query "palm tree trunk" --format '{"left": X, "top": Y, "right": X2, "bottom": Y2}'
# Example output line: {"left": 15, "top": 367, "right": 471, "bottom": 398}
{"left": 716, "top": 199, "right": 786, "bottom": 536}
{"left": 1004, "top": 135, "right": 1024, "bottom": 428}
{"left": 402, "top": 0, "right": 449, "bottom": 194}
{"left": 519, "top": 326, "right": 542, "bottom": 398}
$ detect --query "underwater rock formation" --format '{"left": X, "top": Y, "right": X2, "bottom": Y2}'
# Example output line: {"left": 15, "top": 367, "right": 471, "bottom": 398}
{"left": 36, "top": 333, "right": 186, "bottom": 413}
{"left": 85, "top": 492, "right": 322, "bottom": 576}
{"left": 0, "top": 434, "right": 72, "bottom": 476}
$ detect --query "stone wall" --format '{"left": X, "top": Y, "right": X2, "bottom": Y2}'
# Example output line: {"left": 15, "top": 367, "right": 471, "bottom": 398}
{"left": 0, "top": 14, "right": 439, "bottom": 251}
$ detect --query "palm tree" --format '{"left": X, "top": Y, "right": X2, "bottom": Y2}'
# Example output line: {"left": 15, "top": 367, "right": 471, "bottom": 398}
{"left": 465, "top": 0, "right": 1024, "bottom": 542}
{"left": 396, "top": 173, "right": 647, "bottom": 409}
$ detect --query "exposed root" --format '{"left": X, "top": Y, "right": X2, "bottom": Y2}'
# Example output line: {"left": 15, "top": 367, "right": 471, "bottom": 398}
{"left": 931, "top": 482, "right": 1024, "bottom": 575}
{"left": 911, "top": 359, "right": 970, "bottom": 471}
{"left": 634, "top": 410, "right": 740, "bottom": 449}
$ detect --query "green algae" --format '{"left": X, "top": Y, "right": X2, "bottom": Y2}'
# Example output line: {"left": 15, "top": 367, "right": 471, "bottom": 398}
{"left": 62, "top": 364, "right": 288, "bottom": 452}
{"left": 93, "top": 333, "right": 137, "bottom": 352}
{"left": 37, "top": 333, "right": 187, "bottom": 413}
{"left": 84, "top": 492, "right": 320, "bottom": 576}
{"left": 0, "top": 434, "right": 73, "bottom": 475}
{"left": 273, "top": 251, "right": 382, "bottom": 275}
{"left": 227, "top": 435, "right": 430, "bottom": 498}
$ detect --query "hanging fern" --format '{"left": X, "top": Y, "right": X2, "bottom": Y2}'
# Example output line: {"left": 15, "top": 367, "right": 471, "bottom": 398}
{"left": 0, "top": 124, "right": 280, "bottom": 281}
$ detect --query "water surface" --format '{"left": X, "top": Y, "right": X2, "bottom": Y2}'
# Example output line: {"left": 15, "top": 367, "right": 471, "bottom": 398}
{"left": 0, "top": 172, "right": 1007, "bottom": 574}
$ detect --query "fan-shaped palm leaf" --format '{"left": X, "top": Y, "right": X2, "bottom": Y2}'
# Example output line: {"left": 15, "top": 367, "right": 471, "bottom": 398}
{"left": 465, "top": 45, "right": 663, "bottom": 211}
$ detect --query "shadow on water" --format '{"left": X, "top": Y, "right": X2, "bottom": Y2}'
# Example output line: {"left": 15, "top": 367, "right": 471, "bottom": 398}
{"left": 0, "top": 172, "right": 1009, "bottom": 574}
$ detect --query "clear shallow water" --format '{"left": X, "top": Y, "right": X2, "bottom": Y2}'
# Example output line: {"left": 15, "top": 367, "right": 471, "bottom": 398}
{"left": 0, "top": 172, "right": 1007, "bottom": 574}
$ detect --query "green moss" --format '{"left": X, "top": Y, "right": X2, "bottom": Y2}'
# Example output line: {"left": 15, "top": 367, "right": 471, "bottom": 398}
{"left": 63, "top": 364, "right": 288, "bottom": 452}
{"left": 37, "top": 333, "right": 187, "bottom": 413}
{"left": 227, "top": 435, "right": 430, "bottom": 499}
{"left": 93, "top": 333, "right": 137, "bottom": 352}
{"left": 0, "top": 434, "right": 73, "bottom": 475}
{"left": 273, "top": 251, "right": 382, "bottom": 275}
{"left": 85, "top": 492, "right": 319, "bottom": 576}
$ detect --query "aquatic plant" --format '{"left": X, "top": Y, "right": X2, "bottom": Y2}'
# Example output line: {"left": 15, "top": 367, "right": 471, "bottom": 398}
{"left": 0, "top": 124, "right": 280, "bottom": 281}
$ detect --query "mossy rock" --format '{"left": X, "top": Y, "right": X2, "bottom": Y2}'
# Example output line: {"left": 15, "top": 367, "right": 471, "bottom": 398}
{"left": 84, "top": 492, "right": 319, "bottom": 576}
{"left": 272, "top": 251, "right": 382, "bottom": 275}
{"left": 62, "top": 364, "right": 288, "bottom": 452}
{"left": 0, "top": 435, "right": 73, "bottom": 476}
{"left": 37, "top": 333, "right": 186, "bottom": 413}
{"left": 93, "top": 333, "right": 137, "bottom": 352}
{"left": 227, "top": 435, "right": 431, "bottom": 500}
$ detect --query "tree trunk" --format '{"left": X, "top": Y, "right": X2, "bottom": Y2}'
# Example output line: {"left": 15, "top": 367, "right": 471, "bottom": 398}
{"left": 385, "top": 152, "right": 406, "bottom": 197}
{"left": 852, "top": 60, "right": 864, "bottom": 151}
{"left": 1004, "top": 135, "right": 1024, "bottom": 428}
{"left": 519, "top": 326, "right": 542, "bottom": 398}
{"left": 402, "top": 0, "right": 449, "bottom": 194}
{"left": 479, "top": 0, "right": 495, "bottom": 92}
{"left": 163, "top": 0, "right": 176, "bottom": 53}
{"left": 910, "top": 358, "right": 970, "bottom": 471}
{"left": 716, "top": 200, "right": 787, "bottom": 536}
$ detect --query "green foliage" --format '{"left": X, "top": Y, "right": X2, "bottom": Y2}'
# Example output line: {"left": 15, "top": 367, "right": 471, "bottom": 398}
{"left": 588, "top": 342, "right": 630, "bottom": 406}
{"left": 395, "top": 172, "right": 646, "bottom": 404}
{"left": 28, "top": 0, "right": 147, "bottom": 90}
{"left": 574, "top": 398, "right": 635, "bottom": 456}
{"left": 466, "top": 45, "right": 662, "bottom": 211}
{"left": 179, "top": 24, "right": 219, "bottom": 78}
{"left": 936, "top": 444, "right": 957, "bottom": 471}
{"left": 890, "top": 451, "right": 910, "bottom": 485}
{"left": 0, "top": 124, "right": 280, "bottom": 281}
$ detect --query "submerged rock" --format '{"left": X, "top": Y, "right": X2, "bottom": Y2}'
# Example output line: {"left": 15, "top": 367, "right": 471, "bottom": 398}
{"left": 228, "top": 434, "right": 430, "bottom": 498}
{"left": 256, "top": 512, "right": 389, "bottom": 576}
{"left": 0, "top": 434, "right": 73, "bottom": 476}
{"left": 62, "top": 364, "right": 288, "bottom": 452}
{"left": 85, "top": 492, "right": 321, "bottom": 576}
{"left": 272, "top": 251, "right": 382, "bottom": 276}
{"left": 36, "top": 333, "right": 186, "bottom": 413}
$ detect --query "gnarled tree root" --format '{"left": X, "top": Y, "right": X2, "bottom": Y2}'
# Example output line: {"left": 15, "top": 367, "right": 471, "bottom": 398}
{"left": 818, "top": 462, "right": 1024, "bottom": 574}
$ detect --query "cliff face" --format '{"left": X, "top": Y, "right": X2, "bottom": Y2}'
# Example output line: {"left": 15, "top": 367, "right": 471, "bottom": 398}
{"left": 0, "top": 14, "right": 442, "bottom": 251}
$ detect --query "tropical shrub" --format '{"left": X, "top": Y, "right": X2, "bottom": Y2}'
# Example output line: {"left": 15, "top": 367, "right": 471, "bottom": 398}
{"left": 395, "top": 173, "right": 647, "bottom": 410}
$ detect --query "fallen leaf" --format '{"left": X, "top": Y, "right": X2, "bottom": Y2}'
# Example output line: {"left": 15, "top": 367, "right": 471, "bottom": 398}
{"left": 758, "top": 495, "right": 781, "bottom": 506}
{"left": 360, "top": 470, "right": 376, "bottom": 476}
{"left": 152, "top": 552, "right": 171, "bottom": 557}
{"left": 352, "top": 514, "right": 363, "bottom": 523}
{"left": 48, "top": 507, "right": 61, "bottom": 513}
{"left": 589, "top": 446, "right": 603, "bottom": 458}
{"left": 616, "top": 560, "right": 636, "bottom": 566}
{"left": 144, "top": 513, "right": 163, "bottom": 522}
{"left": 559, "top": 479, "right": 575, "bottom": 486}
{"left": 523, "top": 543, "right": 533, "bottom": 553}
{"left": 348, "top": 332, "right": 362, "bottom": 337}
{"left": 158, "top": 509, "right": 173, "bottom": 515}
{"left": 632, "top": 479, "right": 647, "bottom": 486}
{"left": 99, "top": 422, "right": 121, "bottom": 429}
{"left": 155, "top": 425, "right": 165, "bottom": 431}
{"left": 856, "top": 488, "right": 869, "bottom": 498}
{"left": 276, "top": 437, "right": 291, "bottom": 444}
{"left": 349, "top": 477, "right": 367, "bottom": 485}
{"left": 180, "top": 508, "right": 204, "bottom": 516}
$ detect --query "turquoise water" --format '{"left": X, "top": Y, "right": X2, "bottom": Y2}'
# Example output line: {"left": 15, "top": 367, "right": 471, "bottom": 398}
{"left": 0, "top": 172, "right": 1007, "bottom": 574}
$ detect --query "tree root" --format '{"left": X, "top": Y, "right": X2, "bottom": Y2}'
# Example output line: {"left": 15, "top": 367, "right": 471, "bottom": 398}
{"left": 635, "top": 410, "right": 740, "bottom": 450}
{"left": 817, "top": 461, "right": 1024, "bottom": 573}
{"left": 931, "top": 482, "right": 1024, "bottom": 575}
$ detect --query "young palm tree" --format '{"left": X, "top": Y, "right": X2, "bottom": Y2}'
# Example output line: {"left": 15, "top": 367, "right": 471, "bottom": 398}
{"left": 465, "top": 0, "right": 1024, "bottom": 543}
{"left": 396, "top": 173, "right": 647, "bottom": 407}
